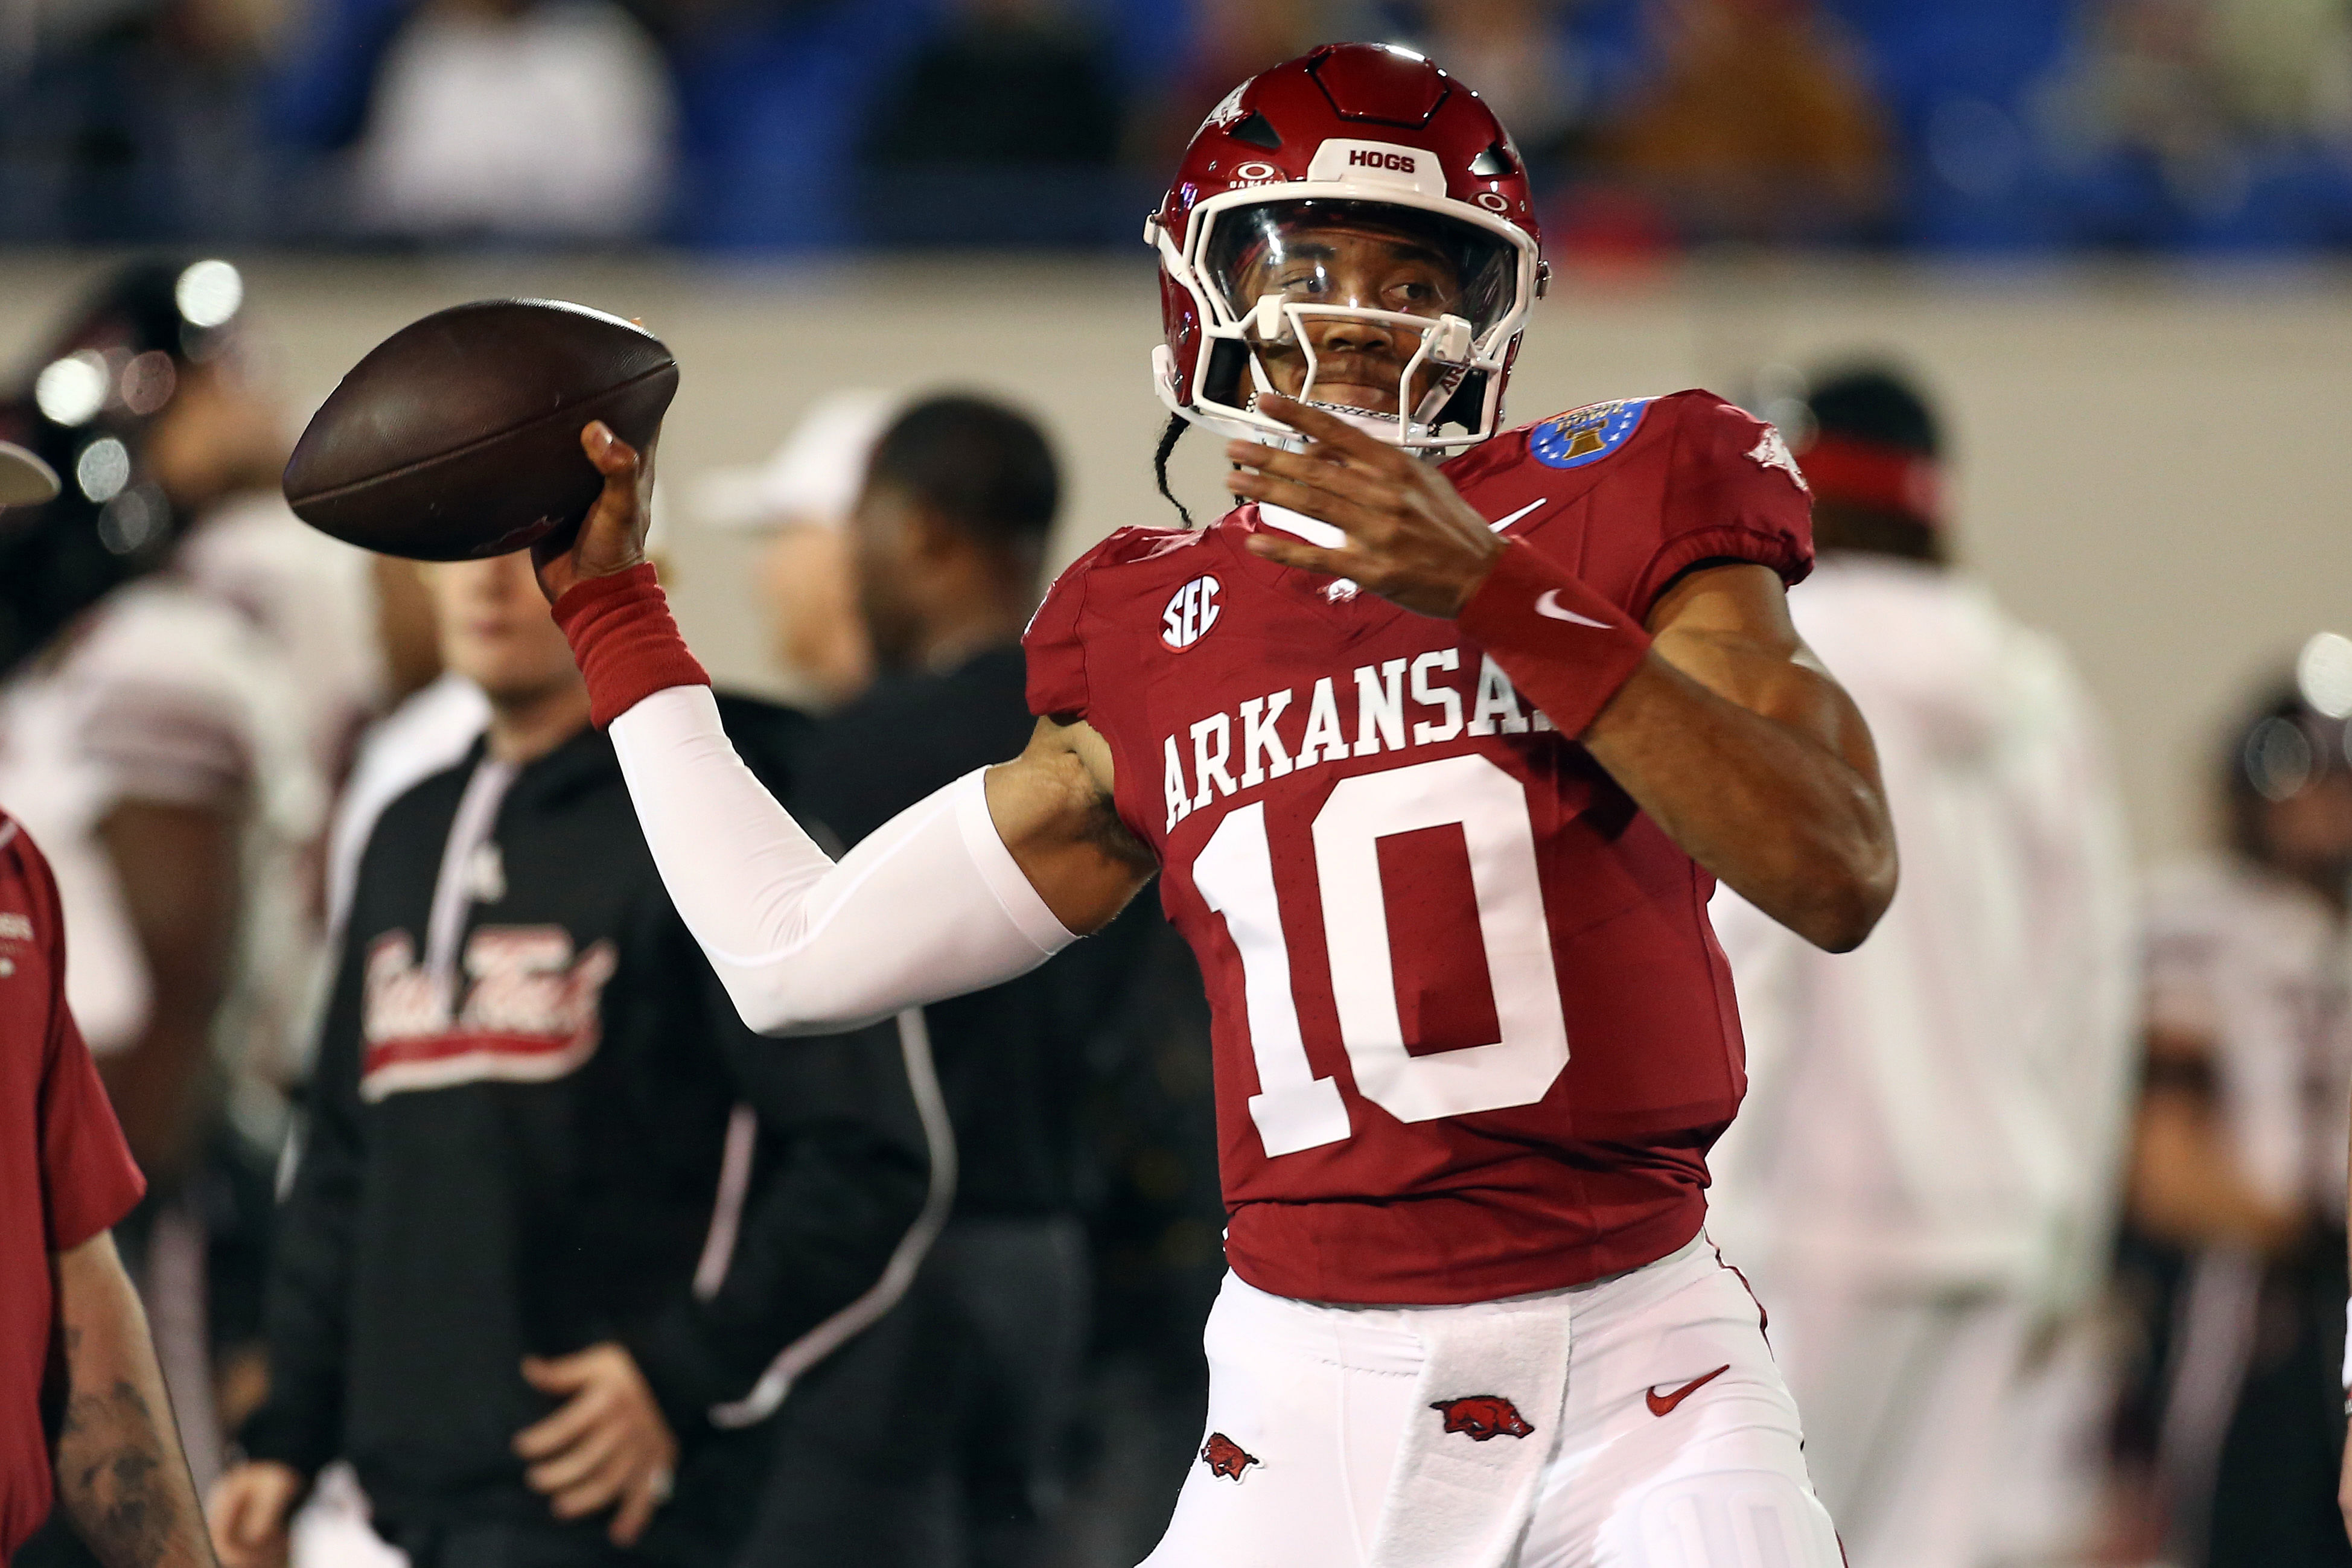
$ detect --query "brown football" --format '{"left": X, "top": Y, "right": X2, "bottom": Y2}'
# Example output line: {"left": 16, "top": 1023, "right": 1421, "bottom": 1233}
{"left": 284, "top": 299, "right": 677, "bottom": 562}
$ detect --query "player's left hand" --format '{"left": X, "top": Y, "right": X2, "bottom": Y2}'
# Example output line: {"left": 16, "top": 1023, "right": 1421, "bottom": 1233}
{"left": 1225, "top": 394, "right": 1504, "bottom": 617}
{"left": 515, "top": 1343, "right": 679, "bottom": 1545}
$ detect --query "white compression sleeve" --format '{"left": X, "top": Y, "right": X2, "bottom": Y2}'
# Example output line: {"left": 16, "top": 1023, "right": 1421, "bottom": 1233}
{"left": 607, "top": 685, "right": 1077, "bottom": 1035}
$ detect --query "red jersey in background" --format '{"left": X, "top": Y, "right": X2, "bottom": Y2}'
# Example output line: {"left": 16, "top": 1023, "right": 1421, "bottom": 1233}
{"left": 0, "top": 812, "right": 146, "bottom": 1558}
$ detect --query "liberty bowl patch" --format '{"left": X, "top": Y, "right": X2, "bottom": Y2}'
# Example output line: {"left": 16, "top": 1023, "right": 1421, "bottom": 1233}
{"left": 1530, "top": 398, "right": 1652, "bottom": 470}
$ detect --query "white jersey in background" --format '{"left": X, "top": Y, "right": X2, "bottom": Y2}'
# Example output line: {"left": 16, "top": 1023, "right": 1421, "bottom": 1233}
{"left": 0, "top": 576, "right": 323, "bottom": 1070}
{"left": 175, "top": 492, "right": 386, "bottom": 783}
{"left": 2144, "top": 856, "right": 2352, "bottom": 1226}
{"left": 1705, "top": 554, "right": 2138, "bottom": 1568}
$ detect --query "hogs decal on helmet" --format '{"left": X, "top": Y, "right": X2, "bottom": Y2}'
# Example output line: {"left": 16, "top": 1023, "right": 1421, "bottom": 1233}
{"left": 1146, "top": 43, "right": 1547, "bottom": 454}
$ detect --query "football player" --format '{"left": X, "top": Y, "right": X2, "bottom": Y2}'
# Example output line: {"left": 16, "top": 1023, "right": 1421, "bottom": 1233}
{"left": 535, "top": 43, "right": 1896, "bottom": 1568}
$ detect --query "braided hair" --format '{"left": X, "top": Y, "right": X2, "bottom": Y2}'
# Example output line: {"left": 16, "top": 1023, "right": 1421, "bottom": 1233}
{"left": 1152, "top": 413, "right": 1194, "bottom": 529}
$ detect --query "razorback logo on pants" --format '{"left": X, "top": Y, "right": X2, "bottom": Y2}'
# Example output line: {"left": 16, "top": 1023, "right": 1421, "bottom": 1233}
{"left": 1200, "top": 1432, "right": 1260, "bottom": 1480}
{"left": 1430, "top": 1394, "right": 1534, "bottom": 1441}
{"left": 360, "top": 926, "right": 616, "bottom": 1100}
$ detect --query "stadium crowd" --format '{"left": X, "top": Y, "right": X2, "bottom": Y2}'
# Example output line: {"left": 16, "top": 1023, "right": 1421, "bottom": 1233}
{"left": 0, "top": 249, "right": 2345, "bottom": 1568}
{"left": 10, "top": 0, "right": 2352, "bottom": 250}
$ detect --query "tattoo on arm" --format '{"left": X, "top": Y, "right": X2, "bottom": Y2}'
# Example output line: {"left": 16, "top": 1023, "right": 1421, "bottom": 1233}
{"left": 48, "top": 1239, "right": 217, "bottom": 1568}
{"left": 56, "top": 1377, "right": 198, "bottom": 1568}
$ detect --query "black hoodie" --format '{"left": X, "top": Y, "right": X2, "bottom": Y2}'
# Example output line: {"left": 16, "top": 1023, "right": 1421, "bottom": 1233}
{"left": 240, "top": 697, "right": 935, "bottom": 1559}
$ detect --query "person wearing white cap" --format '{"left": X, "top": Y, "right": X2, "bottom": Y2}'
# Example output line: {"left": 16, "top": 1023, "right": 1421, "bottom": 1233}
{"left": 690, "top": 390, "right": 895, "bottom": 708}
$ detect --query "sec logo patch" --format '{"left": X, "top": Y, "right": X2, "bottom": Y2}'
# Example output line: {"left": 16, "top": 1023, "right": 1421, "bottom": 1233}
{"left": 1530, "top": 398, "right": 1651, "bottom": 470}
{"left": 1162, "top": 575, "right": 1221, "bottom": 651}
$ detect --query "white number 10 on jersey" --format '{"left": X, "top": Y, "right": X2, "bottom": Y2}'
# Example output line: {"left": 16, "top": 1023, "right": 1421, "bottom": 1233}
{"left": 1191, "top": 752, "right": 1571, "bottom": 1157}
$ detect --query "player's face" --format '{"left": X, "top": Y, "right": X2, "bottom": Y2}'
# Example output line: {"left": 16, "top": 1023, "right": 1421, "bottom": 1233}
{"left": 1234, "top": 221, "right": 1467, "bottom": 417}
{"left": 427, "top": 552, "right": 581, "bottom": 703}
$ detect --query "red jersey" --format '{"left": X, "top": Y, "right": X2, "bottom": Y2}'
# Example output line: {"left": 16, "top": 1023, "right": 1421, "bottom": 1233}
{"left": 1024, "top": 391, "right": 1813, "bottom": 1305}
{"left": 0, "top": 812, "right": 146, "bottom": 1558}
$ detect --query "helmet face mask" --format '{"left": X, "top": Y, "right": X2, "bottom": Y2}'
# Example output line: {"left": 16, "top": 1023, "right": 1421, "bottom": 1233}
{"left": 1148, "top": 44, "right": 1546, "bottom": 456}
{"left": 1198, "top": 199, "right": 1522, "bottom": 440}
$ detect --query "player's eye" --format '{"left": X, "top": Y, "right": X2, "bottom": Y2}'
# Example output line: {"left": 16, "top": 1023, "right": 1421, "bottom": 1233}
{"left": 1388, "top": 273, "right": 1450, "bottom": 311}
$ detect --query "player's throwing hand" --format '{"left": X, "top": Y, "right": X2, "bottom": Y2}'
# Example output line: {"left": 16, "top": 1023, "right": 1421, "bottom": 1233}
{"left": 1225, "top": 394, "right": 1505, "bottom": 617}
{"left": 532, "top": 422, "right": 656, "bottom": 604}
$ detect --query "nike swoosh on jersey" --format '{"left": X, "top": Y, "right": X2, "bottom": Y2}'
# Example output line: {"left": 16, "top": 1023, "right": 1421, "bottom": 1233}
{"left": 1487, "top": 498, "right": 1549, "bottom": 532}
{"left": 1534, "top": 590, "right": 1612, "bottom": 628}
{"left": 1645, "top": 1364, "right": 1732, "bottom": 1418}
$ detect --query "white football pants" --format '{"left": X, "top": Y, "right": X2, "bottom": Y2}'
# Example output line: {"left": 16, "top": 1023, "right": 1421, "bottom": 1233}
{"left": 1143, "top": 1235, "right": 1843, "bottom": 1568}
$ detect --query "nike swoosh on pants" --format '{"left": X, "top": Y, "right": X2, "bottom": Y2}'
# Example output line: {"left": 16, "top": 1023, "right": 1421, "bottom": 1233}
{"left": 1645, "top": 1363, "right": 1732, "bottom": 1418}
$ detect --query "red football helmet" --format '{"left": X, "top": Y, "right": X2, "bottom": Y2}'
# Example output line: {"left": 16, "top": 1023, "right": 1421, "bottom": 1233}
{"left": 1146, "top": 43, "right": 1547, "bottom": 453}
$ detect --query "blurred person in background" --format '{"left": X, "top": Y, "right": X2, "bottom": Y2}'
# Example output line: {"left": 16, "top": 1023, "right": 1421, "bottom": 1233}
{"left": 0, "top": 783, "right": 219, "bottom": 1568}
{"left": 2039, "top": 0, "right": 2352, "bottom": 241}
{"left": 856, "top": 0, "right": 1124, "bottom": 244}
{"left": 0, "top": 260, "right": 365, "bottom": 1516}
{"left": 2111, "top": 649, "right": 2352, "bottom": 1568}
{"left": 738, "top": 393, "right": 1145, "bottom": 1568}
{"left": 1395, "top": 1, "right": 1589, "bottom": 183}
{"left": 1592, "top": 0, "right": 1893, "bottom": 244}
{"left": 208, "top": 549, "right": 940, "bottom": 1568}
{"left": 0, "top": 0, "right": 284, "bottom": 240}
{"left": 687, "top": 389, "right": 891, "bottom": 711}
{"left": 1706, "top": 365, "right": 2138, "bottom": 1568}
{"left": 1133, "top": 0, "right": 1325, "bottom": 167}
{"left": 269, "top": 0, "right": 673, "bottom": 240}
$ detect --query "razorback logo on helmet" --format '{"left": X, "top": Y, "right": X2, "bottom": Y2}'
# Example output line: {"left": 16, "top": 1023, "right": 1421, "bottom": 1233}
{"left": 1162, "top": 575, "right": 1222, "bottom": 651}
{"left": 1429, "top": 1394, "right": 1535, "bottom": 1441}
{"left": 1199, "top": 1432, "right": 1260, "bottom": 1480}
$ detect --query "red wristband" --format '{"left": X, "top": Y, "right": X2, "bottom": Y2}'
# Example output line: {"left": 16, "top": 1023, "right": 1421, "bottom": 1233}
{"left": 551, "top": 563, "right": 710, "bottom": 728}
{"left": 1455, "top": 540, "right": 1653, "bottom": 739}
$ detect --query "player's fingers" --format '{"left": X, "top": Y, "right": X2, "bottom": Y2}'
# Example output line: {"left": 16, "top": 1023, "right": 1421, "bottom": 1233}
{"left": 514, "top": 1392, "right": 602, "bottom": 1459}
{"left": 521, "top": 1350, "right": 600, "bottom": 1392}
{"left": 1226, "top": 441, "right": 1395, "bottom": 509}
{"left": 579, "top": 421, "right": 640, "bottom": 480}
{"left": 528, "top": 1421, "right": 625, "bottom": 1497}
{"left": 608, "top": 1471, "right": 662, "bottom": 1546}
{"left": 1257, "top": 395, "right": 1409, "bottom": 470}
{"left": 213, "top": 1470, "right": 292, "bottom": 1547}
{"left": 208, "top": 1484, "right": 257, "bottom": 1549}
{"left": 1240, "top": 531, "right": 1369, "bottom": 584}
{"left": 546, "top": 1456, "right": 630, "bottom": 1521}
{"left": 1224, "top": 468, "right": 1389, "bottom": 540}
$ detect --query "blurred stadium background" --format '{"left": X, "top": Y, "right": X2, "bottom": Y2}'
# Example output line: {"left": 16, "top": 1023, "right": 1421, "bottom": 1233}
{"left": 4, "top": 251, "right": 2336, "bottom": 863}
{"left": 5, "top": 1, "right": 2352, "bottom": 1566}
